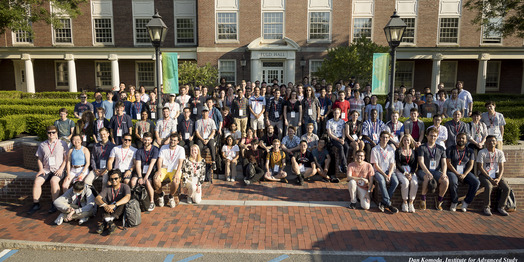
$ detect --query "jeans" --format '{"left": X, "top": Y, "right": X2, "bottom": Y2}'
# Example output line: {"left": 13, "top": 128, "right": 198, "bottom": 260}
{"left": 447, "top": 172, "right": 480, "bottom": 204}
{"left": 374, "top": 170, "right": 399, "bottom": 206}
{"left": 331, "top": 138, "right": 349, "bottom": 172}
{"left": 302, "top": 117, "right": 318, "bottom": 134}
{"left": 479, "top": 175, "right": 510, "bottom": 209}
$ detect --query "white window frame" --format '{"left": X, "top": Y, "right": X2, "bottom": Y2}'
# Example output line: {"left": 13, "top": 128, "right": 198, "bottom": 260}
{"left": 52, "top": 18, "right": 73, "bottom": 45}
{"left": 481, "top": 17, "right": 503, "bottom": 45}
{"left": 437, "top": 17, "right": 460, "bottom": 45}
{"left": 309, "top": 59, "right": 323, "bottom": 79}
{"left": 218, "top": 60, "right": 237, "bottom": 85}
{"left": 400, "top": 17, "right": 416, "bottom": 45}
{"left": 55, "top": 61, "right": 69, "bottom": 88}
{"left": 136, "top": 61, "right": 156, "bottom": 88}
{"left": 12, "top": 5, "right": 33, "bottom": 46}
{"left": 133, "top": 17, "right": 151, "bottom": 46}
{"left": 307, "top": 11, "right": 332, "bottom": 43}
{"left": 175, "top": 17, "right": 197, "bottom": 45}
{"left": 216, "top": 12, "right": 239, "bottom": 42}
{"left": 439, "top": 61, "right": 458, "bottom": 89}
{"left": 485, "top": 61, "right": 501, "bottom": 91}
{"left": 352, "top": 17, "right": 373, "bottom": 41}
{"left": 395, "top": 61, "right": 415, "bottom": 89}
{"left": 92, "top": 17, "right": 114, "bottom": 46}
{"left": 262, "top": 11, "right": 285, "bottom": 41}
{"left": 95, "top": 61, "right": 112, "bottom": 89}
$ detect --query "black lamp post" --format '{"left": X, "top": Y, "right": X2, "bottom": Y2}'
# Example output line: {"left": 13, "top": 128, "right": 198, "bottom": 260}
{"left": 383, "top": 11, "right": 406, "bottom": 120}
{"left": 146, "top": 11, "right": 168, "bottom": 119}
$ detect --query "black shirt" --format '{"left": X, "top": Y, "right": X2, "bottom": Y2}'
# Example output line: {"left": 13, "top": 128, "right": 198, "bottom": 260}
{"left": 293, "top": 151, "right": 315, "bottom": 168}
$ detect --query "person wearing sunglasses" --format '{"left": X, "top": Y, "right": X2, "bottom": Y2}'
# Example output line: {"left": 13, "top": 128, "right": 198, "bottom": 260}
{"left": 95, "top": 170, "right": 131, "bottom": 235}
{"left": 107, "top": 133, "right": 137, "bottom": 186}
{"left": 74, "top": 93, "right": 94, "bottom": 119}
{"left": 27, "top": 125, "right": 69, "bottom": 215}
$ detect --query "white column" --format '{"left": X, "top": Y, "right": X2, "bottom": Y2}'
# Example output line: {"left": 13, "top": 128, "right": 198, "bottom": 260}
{"left": 431, "top": 53, "right": 442, "bottom": 94}
{"left": 109, "top": 54, "right": 120, "bottom": 89}
{"left": 21, "top": 54, "right": 35, "bottom": 93}
{"left": 251, "top": 58, "right": 262, "bottom": 82}
{"left": 285, "top": 58, "right": 295, "bottom": 84}
{"left": 65, "top": 54, "right": 77, "bottom": 92}
{"left": 521, "top": 59, "right": 524, "bottom": 94}
{"left": 476, "top": 53, "right": 489, "bottom": 94}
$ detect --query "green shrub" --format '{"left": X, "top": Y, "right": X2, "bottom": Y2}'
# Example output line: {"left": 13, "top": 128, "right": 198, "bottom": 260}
{"left": 0, "top": 99, "right": 79, "bottom": 107}
{"left": 0, "top": 105, "right": 74, "bottom": 118}
{"left": 36, "top": 118, "right": 60, "bottom": 141}
{"left": 0, "top": 91, "right": 23, "bottom": 99}
{"left": 20, "top": 91, "right": 95, "bottom": 100}
{"left": 0, "top": 115, "right": 28, "bottom": 141}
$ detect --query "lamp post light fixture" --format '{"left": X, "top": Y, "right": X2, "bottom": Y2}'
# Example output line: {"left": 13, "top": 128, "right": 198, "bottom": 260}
{"left": 146, "top": 10, "right": 168, "bottom": 119}
{"left": 383, "top": 11, "right": 406, "bottom": 120}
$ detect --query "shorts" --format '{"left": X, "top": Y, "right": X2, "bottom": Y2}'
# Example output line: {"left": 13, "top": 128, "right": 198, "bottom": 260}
{"left": 37, "top": 171, "right": 64, "bottom": 182}
{"left": 156, "top": 168, "right": 176, "bottom": 183}
{"left": 250, "top": 117, "right": 265, "bottom": 130}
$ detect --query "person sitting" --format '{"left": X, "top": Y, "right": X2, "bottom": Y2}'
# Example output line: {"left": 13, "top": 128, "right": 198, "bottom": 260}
{"left": 347, "top": 150, "right": 374, "bottom": 210}
{"left": 281, "top": 126, "right": 301, "bottom": 158}
{"left": 291, "top": 140, "right": 317, "bottom": 185}
{"left": 87, "top": 127, "right": 115, "bottom": 188}
{"left": 222, "top": 135, "right": 240, "bottom": 182}
{"left": 312, "top": 138, "right": 334, "bottom": 182}
{"left": 63, "top": 134, "right": 91, "bottom": 192}
{"left": 107, "top": 133, "right": 137, "bottom": 185}
{"left": 154, "top": 133, "right": 186, "bottom": 208}
{"left": 395, "top": 134, "right": 419, "bottom": 213}
{"left": 327, "top": 108, "right": 349, "bottom": 173}
{"left": 243, "top": 139, "right": 265, "bottom": 185}
{"left": 301, "top": 123, "right": 319, "bottom": 151}
{"left": 132, "top": 132, "right": 159, "bottom": 211}
{"left": 362, "top": 109, "right": 390, "bottom": 162}
{"left": 346, "top": 110, "right": 365, "bottom": 160}
{"left": 53, "top": 181, "right": 96, "bottom": 225}
{"left": 386, "top": 111, "right": 404, "bottom": 149}
{"left": 403, "top": 108, "right": 424, "bottom": 148}
{"left": 180, "top": 145, "right": 206, "bottom": 204}
{"left": 370, "top": 131, "right": 399, "bottom": 213}
{"left": 264, "top": 139, "right": 288, "bottom": 183}
{"left": 427, "top": 114, "right": 448, "bottom": 149}
{"left": 95, "top": 170, "right": 131, "bottom": 235}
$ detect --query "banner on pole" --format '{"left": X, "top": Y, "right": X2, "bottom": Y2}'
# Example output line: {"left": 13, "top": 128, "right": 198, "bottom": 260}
{"left": 372, "top": 53, "right": 390, "bottom": 95}
{"left": 162, "top": 52, "right": 179, "bottom": 94}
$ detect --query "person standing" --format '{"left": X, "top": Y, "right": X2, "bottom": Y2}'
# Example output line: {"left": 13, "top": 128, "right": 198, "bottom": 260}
{"left": 231, "top": 89, "right": 249, "bottom": 137}
{"left": 265, "top": 89, "right": 285, "bottom": 139}
{"left": 456, "top": 81, "right": 473, "bottom": 117}
{"left": 444, "top": 110, "right": 468, "bottom": 149}
{"left": 109, "top": 102, "right": 133, "bottom": 145}
{"left": 74, "top": 93, "right": 94, "bottom": 119}
{"left": 102, "top": 92, "right": 115, "bottom": 120}
{"left": 195, "top": 107, "right": 217, "bottom": 170}
{"left": 443, "top": 89, "right": 464, "bottom": 118}
{"left": 249, "top": 87, "right": 266, "bottom": 138}
{"left": 481, "top": 101, "right": 506, "bottom": 150}
{"left": 155, "top": 107, "right": 177, "bottom": 147}
{"left": 301, "top": 86, "right": 320, "bottom": 134}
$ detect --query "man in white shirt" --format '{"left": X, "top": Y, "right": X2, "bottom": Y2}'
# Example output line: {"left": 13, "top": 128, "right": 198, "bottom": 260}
{"left": 156, "top": 107, "right": 177, "bottom": 146}
{"left": 195, "top": 107, "right": 217, "bottom": 170}
{"left": 456, "top": 81, "right": 473, "bottom": 117}
{"left": 443, "top": 88, "right": 465, "bottom": 118}
{"left": 249, "top": 87, "right": 266, "bottom": 138}
{"left": 370, "top": 131, "right": 399, "bottom": 213}
{"left": 176, "top": 85, "right": 192, "bottom": 109}
{"left": 164, "top": 93, "right": 181, "bottom": 120}
{"left": 154, "top": 133, "right": 186, "bottom": 208}
{"left": 107, "top": 133, "right": 137, "bottom": 185}
{"left": 326, "top": 108, "right": 349, "bottom": 173}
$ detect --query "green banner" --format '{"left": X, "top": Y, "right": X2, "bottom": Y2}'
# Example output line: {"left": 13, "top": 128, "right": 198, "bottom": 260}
{"left": 372, "top": 53, "right": 390, "bottom": 95}
{"left": 162, "top": 52, "right": 179, "bottom": 94}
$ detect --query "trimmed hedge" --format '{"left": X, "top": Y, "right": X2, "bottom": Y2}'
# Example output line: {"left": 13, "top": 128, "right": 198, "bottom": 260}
{"left": 0, "top": 99, "right": 79, "bottom": 107}
{"left": 0, "top": 105, "right": 75, "bottom": 118}
{"left": 0, "top": 91, "right": 95, "bottom": 100}
{"left": 0, "top": 114, "right": 56, "bottom": 141}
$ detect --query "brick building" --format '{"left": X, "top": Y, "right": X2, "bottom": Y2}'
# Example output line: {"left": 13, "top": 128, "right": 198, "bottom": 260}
{"left": 0, "top": 0, "right": 523, "bottom": 94}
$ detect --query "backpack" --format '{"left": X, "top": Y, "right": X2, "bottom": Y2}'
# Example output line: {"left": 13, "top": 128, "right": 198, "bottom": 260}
{"left": 506, "top": 189, "right": 517, "bottom": 212}
{"left": 123, "top": 199, "right": 142, "bottom": 228}
{"left": 131, "top": 185, "right": 149, "bottom": 212}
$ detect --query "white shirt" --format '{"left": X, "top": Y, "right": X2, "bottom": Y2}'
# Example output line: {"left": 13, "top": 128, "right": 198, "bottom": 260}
{"left": 370, "top": 144, "right": 396, "bottom": 173}
{"left": 176, "top": 95, "right": 191, "bottom": 108}
{"left": 164, "top": 102, "right": 181, "bottom": 120}
{"left": 428, "top": 125, "right": 448, "bottom": 149}
{"left": 327, "top": 118, "right": 345, "bottom": 138}
{"left": 159, "top": 145, "right": 186, "bottom": 172}
{"left": 222, "top": 145, "right": 240, "bottom": 160}
{"left": 109, "top": 146, "right": 137, "bottom": 172}
{"left": 249, "top": 95, "right": 266, "bottom": 119}
{"left": 458, "top": 89, "right": 473, "bottom": 108}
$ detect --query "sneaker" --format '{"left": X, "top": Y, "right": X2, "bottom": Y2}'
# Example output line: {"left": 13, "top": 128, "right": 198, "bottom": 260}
{"left": 226, "top": 177, "right": 231, "bottom": 182}
{"left": 212, "top": 162, "right": 217, "bottom": 171}
{"left": 348, "top": 202, "right": 357, "bottom": 209}
{"left": 168, "top": 196, "right": 177, "bottom": 208}
{"left": 297, "top": 174, "right": 304, "bottom": 186}
{"left": 54, "top": 213, "right": 65, "bottom": 226}
{"left": 387, "top": 205, "right": 399, "bottom": 214}
{"left": 401, "top": 203, "right": 408, "bottom": 212}
{"left": 48, "top": 205, "right": 57, "bottom": 214}
{"left": 108, "top": 221, "right": 116, "bottom": 235}
{"left": 96, "top": 222, "right": 106, "bottom": 234}
{"left": 78, "top": 217, "right": 89, "bottom": 225}
{"left": 330, "top": 177, "right": 340, "bottom": 183}
{"left": 461, "top": 201, "right": 468, "bottom": 212}
{"left": 187, "top": 196, "right": 193, "bottom": 204}
{"left": 244, "top": 179, "right": 251, "bottom": 185}
{"left": 157, "top": 192, "right": 165, "bottom": 207}
{"left": 409, "top": 203, "right": 415, "bottom": 213}
{"left": 419, "top": 200, "right": 426, "bottom": 210}
{"left": 498, "top": 208, "right": 509, "bottom": 216}
{"left": 27, "top": 203, "right": 41, "bottom": 215}
{"left": 436, "top": 201, "right": 443, "bottom": 211}
{"left": 147, "top": 202, "right": 155, "bottom": 212}
{"left": 484, "top": 207, "right": 492, "bottom": 216}
{"left": 378, "top": 203, "right": 385, "bottom": 212}
{"left": 450, "top": 202, "right": 458, "bottom": 212}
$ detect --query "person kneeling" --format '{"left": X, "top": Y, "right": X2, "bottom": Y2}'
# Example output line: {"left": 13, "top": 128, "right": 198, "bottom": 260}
{"left": 347, "top": 150, "right": 374, "bottom": 210}
{"left": 53, "top": 181, "right": 96, "bottom": 225}
{"left": 95, "top": 170, "right": 131, "bottom": 235}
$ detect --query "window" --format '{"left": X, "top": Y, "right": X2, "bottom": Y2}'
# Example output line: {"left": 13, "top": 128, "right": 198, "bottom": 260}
{"left": 395, "top": 61, "right": 414, "bottom": 88}
{"left": 14, "top": 30, "right": 33, "bottom": 44}
{"left": 263, "top": 12, "right": 284, "bottom": 40}
{"left": 439, "top": 61, "right": 457, "bottom": 89}
{"left": 438, "top": 17, "right": 459, "bottom": 44}
{"left": 137, "top": 62, "right": 155, "bottom": 87}
{"left": 485, "top": 61, "right": 500, "bottom": 91}
{"left": 353, "top": 18, "right": 372, "bottom": 40}
{"left": 176, "top": 18, "right": 195, "bottom": 44}
{"left": 309, "top": 12, "right": 330, "bottom": 41}
{"left": 481, "top": 17, "right": 502, "bottom": 44}
{"left": 219, "top": 60, "right": 236, "bottom": 85}
{"left": 217, "top": 12, "right": 237, "bottom": 40}
{"left": 55, "top": 62, "right": 69, "bottom": 87}
{"left": 94, "top": 18, "right": 113, "bottom": 44}
{"left": 309, "top": 60, "right": 323, "bottom": 78}
{"left": 401, "top": 18, "right": 415, "bottom": 44}
{"left": 95, "top": 62, "right": 112, "bottom": 88}
{"left": 54, "top": 18, "right": 72, "bottom": 44}
{"left": 135, "top": 18, "right": 150, "bottom": 44}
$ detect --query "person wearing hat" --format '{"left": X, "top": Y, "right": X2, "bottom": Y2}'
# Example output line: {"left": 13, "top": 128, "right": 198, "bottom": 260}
{"left": 416, "top": 126, "right": 448, "bottom": 211}
{"left": 164, "top": 93, "right": 181, "bottom": 121}
{"left": 195, "top": 106, "right": 217, "bottom": 170}
{"left": 189, "top": 87, "right": 205, "bottom": 121}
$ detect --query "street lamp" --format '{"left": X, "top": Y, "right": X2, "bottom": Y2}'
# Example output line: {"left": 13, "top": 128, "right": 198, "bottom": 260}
{"left": 146, "top": 10, "right": 168, "bottom": 120}
{"left": 383, "top": 11, "right": 406, "bottom": 120}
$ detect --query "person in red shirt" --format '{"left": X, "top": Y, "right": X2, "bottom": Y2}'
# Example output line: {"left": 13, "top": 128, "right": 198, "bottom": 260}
{"left": 332, "top": 90, "right": 351, "bottom": 122}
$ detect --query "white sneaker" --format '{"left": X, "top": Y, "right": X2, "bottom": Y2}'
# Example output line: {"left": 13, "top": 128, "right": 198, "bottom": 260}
{"left": 157, "top": 193, "right": 165, "bottom": 207}
{"left": 168, "top": 197, "right": 176, "bottom": 208}
{"left": 187, "top": 196, "right": 193, "bottom": 204}
{"left": 147, "top": 202, "right": 155, "bottom": 212}
{"left": 244, "top": 179, "right": 251, "bottom": 185}
{"left": 409, "top": 203, "right": 415, "bottom": 213}
{"left": 401, "top": 203, "right": 408, "bottom": 212}
{"left": 461, "top": 201, "right": 468, "bottom": 212}
{"left": 450, "top": 202, "right": 458, "bottom": 212}
{"left": 54, "top": 213, "right": 65, "bottom": 226}
{"left": 78, "top": 217, "right": 89, "bottom": 225}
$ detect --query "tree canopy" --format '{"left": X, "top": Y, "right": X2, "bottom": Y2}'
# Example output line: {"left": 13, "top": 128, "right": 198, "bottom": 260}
{"left": 178, "top": 62, "right": 218, "bottom": 88}
{"left": 313, "top": 37, "right": 389, "bottom": 85}
{"left": 0, "top": 0, "right": 86, "bottom": 36}
{"left": 465, "top": 0, "right": 524, "bottom": 38}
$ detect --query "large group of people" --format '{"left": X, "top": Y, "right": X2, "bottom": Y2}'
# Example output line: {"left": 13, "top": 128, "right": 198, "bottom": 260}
{"left": 26, "top": 77, "right": 514, "bottom": 234}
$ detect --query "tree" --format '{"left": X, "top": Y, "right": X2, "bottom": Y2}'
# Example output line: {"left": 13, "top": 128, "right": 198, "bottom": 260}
{"left": 465, "top": 0, "right": 524, "bottom": 38}
{"left": 313, "top": 37, "right": 389, "bottom": 85}
{"left": 0, "top": 0, "right": 87, "bottom": 36}
{"left": 178, "top": 62, "right": 218, "bottom": 88}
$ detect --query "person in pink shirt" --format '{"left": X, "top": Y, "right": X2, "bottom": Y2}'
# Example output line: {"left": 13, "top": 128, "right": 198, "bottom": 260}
{"left": 347, "top": 150, "right": 374, "bottom": 210}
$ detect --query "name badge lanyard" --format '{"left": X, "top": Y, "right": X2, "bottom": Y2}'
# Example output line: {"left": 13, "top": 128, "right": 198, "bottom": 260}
{"left": 162, "top": 119, "right": 169, "bottom": 137}
{"left": 427, "top": 145, "right": 436, "bottom": 160}
{"left": 48, "top": 140, "right": 58, "bottom": 156}
{"left": 373, "top": 122, "right": 378, "bottom": 137}
{"left": 141, "top": 122, "right": 147, "bottom": 134}
{"left": 144, "top": 148, "right": 152, "bottom": 165}
{"left": 121, "top": 147, "right": 130, "bottom": 163}
{"left": 135, "top": 102, "right": 142, "bottom": 115}
{"left": 170, "top": 148, "right": 178, "bottom": 163}
{"left": 454, "top": 121, "right": 462, "bottom": 135}
{"left": 184, "top": 121, "right": 191, "bottom": 135}
{"left": 192, "top": 161, "right": 198, "bottom": 176}
{"left": 202, "top": 122, "right": 208, "bottom": 139}
{"left": 111, "top": 186, "right": 120, "bottom": 203}
{"left": 380, "top": 147, "right": 389, "bottom": 162}
{"left": 489, "top": 114, "right": 495, "bottom": 128}
{"left": 97, "top": 120, "right": 104, "bottom": 131}
{"left": 456, "top": 148, "right": 466, "bottom": 167}
{"left": 100, "top": 144, "right": 108, "bottom": 159}
{"left": 319, "top": 98, "right": 325, "bottom": 114}
{"left": 117, "top": 115, "right": 124, "bottom": 131}
{"left": 351, "top": 122, "right": 357, "bottom": 135}
{"left": 487, "top": 151, "right": 496, "bottom": 172}
{"left": 405, "top": 149, "right": 412, "bottom": 164}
